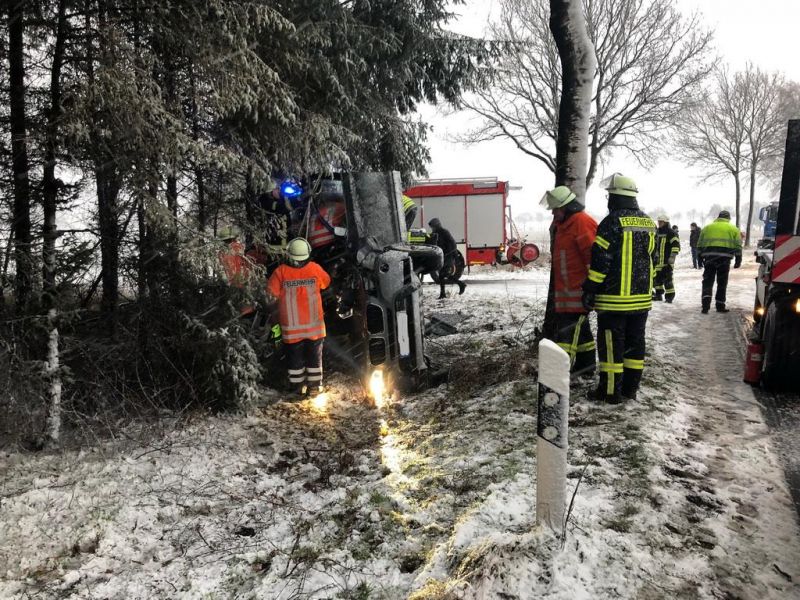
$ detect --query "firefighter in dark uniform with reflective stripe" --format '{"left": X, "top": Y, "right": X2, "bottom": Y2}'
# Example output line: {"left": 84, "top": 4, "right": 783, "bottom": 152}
{"left": 653, "top": 215, "right": 680, "bottom": 302}
{"left": 582, "top": 173, "right": 656, "bottom": 403}
{"left": 541, "top": 185, "right": 598, "bottom": 375}
{"left": 697, "top": 210, "right": 742, "bottom": 313}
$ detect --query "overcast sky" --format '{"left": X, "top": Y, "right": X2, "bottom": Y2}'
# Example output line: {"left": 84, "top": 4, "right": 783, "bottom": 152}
{"left": 419, "top": 0, "right": 800, "bottom": 227}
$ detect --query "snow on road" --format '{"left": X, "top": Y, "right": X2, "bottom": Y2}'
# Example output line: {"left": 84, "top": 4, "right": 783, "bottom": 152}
{"left": 1, "top": 258, "right": 799, "bottom": 599}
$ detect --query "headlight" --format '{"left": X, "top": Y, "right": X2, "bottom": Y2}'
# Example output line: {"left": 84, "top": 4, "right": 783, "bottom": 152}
{"left": 370, "top": 369, "right": 386, "bottom": 408}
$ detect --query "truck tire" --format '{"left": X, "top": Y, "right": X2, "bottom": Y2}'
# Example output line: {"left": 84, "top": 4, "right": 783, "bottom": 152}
{"left": 761, "top": 297, "right": 800, "bottom": 392}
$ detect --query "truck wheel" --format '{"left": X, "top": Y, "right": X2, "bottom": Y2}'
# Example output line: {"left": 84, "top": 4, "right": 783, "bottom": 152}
{"left": 761, "top": 297, "right": 800, "bottom": 392}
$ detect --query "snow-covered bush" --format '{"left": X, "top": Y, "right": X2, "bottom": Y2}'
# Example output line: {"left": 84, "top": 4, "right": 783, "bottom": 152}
{"left": 175, "top": 311, "right": 262, "bottom": 411}
{"left": 130, "top": 240, "right": 269, "bottom": 412}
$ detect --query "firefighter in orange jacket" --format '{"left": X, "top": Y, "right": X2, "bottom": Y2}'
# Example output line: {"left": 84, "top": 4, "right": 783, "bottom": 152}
{"left": 218, "top": 225, "right": 260, "bottom": 317}
{"left": 267, "top": 238, "right": 331, "bottom": 395}
{"left": 541, "top": 186, "right": 598, "bottom": 375}
{"left": 308, "top": 181, "right": 347, "bottom": 258}
{"left": 218, "top": 226, "right": 249, "bottom": 287}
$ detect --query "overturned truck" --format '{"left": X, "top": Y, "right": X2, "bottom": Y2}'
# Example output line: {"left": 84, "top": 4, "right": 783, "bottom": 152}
{"left": 309, "top": 172, "right": 443, "bottom": 393}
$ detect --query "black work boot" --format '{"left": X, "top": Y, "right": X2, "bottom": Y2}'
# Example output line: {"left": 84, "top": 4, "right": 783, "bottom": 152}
{"left": 701, "top": 301, "right": 710, "bottom": 314}
{"left": 592, "top": 386, "right": 624, "bottom": 404}
{"left": 438, "top": 285, "right": 446, "bottom": 300}
{"left": 290, "top": 384, "right": 308, "bottom": 400}
{"left": 716, "top": 303, "right": 729, "bottom": 313}
{"left": 458, "top": 281, "right": 467, "bottom": 295}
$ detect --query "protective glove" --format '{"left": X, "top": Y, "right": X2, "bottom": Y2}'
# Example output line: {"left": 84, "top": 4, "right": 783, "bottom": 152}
{"left": 734, "top": 255, "right": 742, "bottom": 269}
{"left": 581, "top": 291, "right": 596, "bottom": 312}
{"left": 668, "top": 255, "right": 676, "bottom": 266}
{"left": 697, "top": 256, "right": 704, "bottom": 268}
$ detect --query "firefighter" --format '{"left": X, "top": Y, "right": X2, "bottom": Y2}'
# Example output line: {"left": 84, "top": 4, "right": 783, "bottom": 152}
{"left": 258, "top": 186, "right": 292, "bottom": 249}
{"left": 218, "top": 225, "right": 260, "bottom": 317}
{"left": 653, "top": 215, "right": 680, "bottom": 302}
{"left": 402, "top": 194, "right": 418, "bottom": 230}
{"left": 246, "top": 180, "right": 300, "bottom": 275}
{"left": 307, "top": 183, "right": 347, "bottom": 258}
{"left": 540, "top": 185, "right": 597, "bottom": 375}
{"left": 218, "top": 225, "right": 249, "bottom": 288}
{"left": 697, "top": 210, "right": 742, "bottom": 313}
{"left": 582, "top": 173, "right": 656, "bottom": 403}
{"left": 267, "top": 237, "right": 332, "bottom": 395}
{"left": 407, "top": 227, "right": 428, "bottom": 244}
{"left": 428, "top": 218, "right": 466, "bottom": 298}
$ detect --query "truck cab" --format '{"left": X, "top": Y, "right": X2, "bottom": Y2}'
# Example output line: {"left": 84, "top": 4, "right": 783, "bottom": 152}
{"left": 752, "top": 120, "right": 800, "bottom": 391}
{"left": 758, "top": 200, "right": 779, "bottom": 247}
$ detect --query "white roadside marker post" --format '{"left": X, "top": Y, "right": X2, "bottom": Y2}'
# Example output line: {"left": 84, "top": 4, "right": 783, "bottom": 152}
{"left": 536, "top": 339, "right": 571, "bottom": 533}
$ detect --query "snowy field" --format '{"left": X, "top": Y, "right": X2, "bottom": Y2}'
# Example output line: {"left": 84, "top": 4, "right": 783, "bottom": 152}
{"left": 2, "top": 255, "right": 800, "bottom": 599}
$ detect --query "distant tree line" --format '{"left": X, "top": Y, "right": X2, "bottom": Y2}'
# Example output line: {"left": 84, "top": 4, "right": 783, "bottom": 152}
{"left": 459, "top": 0, "right": 799, "bottom": 245}
{"left": 677, "top": 65, "right": 800, "bottom": 245}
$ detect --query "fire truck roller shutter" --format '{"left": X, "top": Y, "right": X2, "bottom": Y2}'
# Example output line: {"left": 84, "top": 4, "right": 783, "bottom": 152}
{"left": 418, "top": 196, "right": 466, "bottom": 244}
{"left": 466, "top": 194, "right": 504, "bottom": 248}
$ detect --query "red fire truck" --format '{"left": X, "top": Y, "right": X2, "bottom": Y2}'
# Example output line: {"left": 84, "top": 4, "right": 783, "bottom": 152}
{"left": 404, "top": 178, "right": 539, "bottom": 267}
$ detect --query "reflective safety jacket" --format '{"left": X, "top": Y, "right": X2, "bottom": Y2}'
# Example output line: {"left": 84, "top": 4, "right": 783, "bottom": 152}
{"left": 267, "top": 261, "right": 331, "bottom": 343}
{"left": 402, "top": 194, "right": 416, "bottom": 213}
{"left": 583, "top": 210, "right": 656, "bottom": 313}
{"left": 308, "top": 201, "right": 346, "bottom": 249}
{"left": 553, "top": 211, "right": 597, "bottom": 313}
{"left": 654, "top": 224, "right": 680, "bottom": 269}
{"left": 408, "top": 228, "right": 428, "bottom": 244}
{"left": 219, "top": 241, "right": 250, "bottom": 288}
{"left": 698, "top": 217, "right": 742, "bottom": 260}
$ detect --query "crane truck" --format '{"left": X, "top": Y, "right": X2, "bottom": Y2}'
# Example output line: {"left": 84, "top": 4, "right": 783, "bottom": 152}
{"left": 750, "top": 119, "right": 800, "bottom": 391}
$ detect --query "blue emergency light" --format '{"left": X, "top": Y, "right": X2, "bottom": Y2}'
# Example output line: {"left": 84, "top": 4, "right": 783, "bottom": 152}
{"left": 280, "top": 179, "right": 303, "bottom": 199}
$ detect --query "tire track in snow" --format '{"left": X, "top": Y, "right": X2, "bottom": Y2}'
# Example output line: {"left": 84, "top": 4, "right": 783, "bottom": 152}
{"left": 643, "top": 261, "right": 800, "bottom": 598}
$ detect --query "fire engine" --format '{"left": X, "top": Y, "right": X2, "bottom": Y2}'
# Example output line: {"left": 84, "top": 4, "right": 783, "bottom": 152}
{"left": 404, "top": 178, "right": 540, "bottom": 267}
{"left": 747, "top": 119, "right": 800, "bottom": 391}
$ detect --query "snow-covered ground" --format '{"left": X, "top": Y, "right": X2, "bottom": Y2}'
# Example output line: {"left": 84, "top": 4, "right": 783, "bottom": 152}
{"left": 2, "top": 255, "right": 799, "bottom": 599}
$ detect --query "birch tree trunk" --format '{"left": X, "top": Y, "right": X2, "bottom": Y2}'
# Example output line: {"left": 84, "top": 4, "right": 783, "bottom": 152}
{"left": 549, "top": 0, "right": 596, "bottom": 198}
{"left": 46, "top": 308, "right": 62, "bottom": 443}
{"left": 543, "top": 0, "right": 596, "bottom": 339}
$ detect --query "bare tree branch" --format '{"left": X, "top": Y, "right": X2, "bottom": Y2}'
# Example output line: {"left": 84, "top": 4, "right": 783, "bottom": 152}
{"left": 458, "top": 0, "right": 713, "bottom": 186}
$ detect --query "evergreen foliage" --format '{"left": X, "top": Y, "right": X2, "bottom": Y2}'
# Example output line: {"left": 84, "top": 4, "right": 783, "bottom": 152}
{"left": 0, "top": 0, "right": 490, "bottom": 436}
